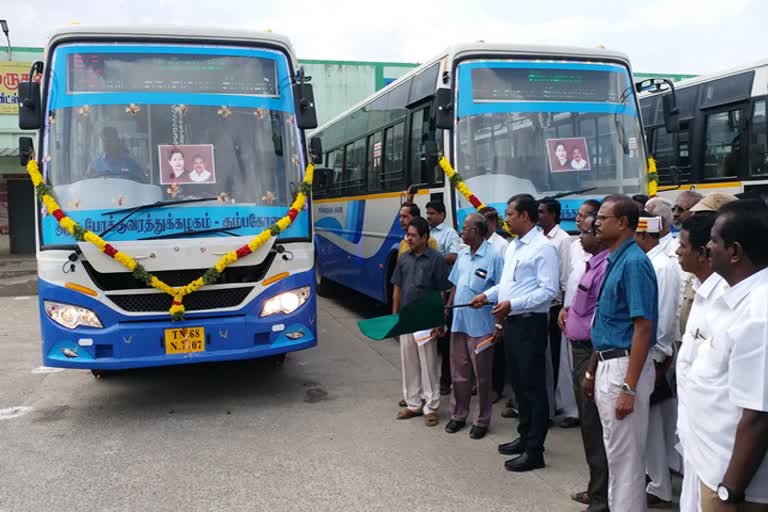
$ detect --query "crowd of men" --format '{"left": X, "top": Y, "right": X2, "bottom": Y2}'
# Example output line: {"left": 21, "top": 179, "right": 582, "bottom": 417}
{"left": 388, "top": 189, "right": 768, "bottom": 512}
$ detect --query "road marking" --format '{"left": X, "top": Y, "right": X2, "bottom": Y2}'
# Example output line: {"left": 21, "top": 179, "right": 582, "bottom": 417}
{"left": 0, "top": 406, "right": 32, "bottom": 420}
{"left": 32, "top": 366, "right": 64, "bottom": 374}
{"left": 13, "top": 296, "right": 33, "bottom": 301}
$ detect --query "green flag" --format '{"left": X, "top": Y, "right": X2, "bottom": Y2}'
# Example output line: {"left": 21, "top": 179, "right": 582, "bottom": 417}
{"left": 357, "top": 291, "right": 445, "bottom": 340}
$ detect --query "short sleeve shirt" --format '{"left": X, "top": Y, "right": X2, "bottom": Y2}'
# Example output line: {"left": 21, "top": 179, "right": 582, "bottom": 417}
{"left": 391, "top": 247, "right": 450, "bottom": 310}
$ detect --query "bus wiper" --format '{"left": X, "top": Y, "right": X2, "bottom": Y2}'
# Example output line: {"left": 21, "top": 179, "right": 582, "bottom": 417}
{"left": 543, "top": 187, "right": 599, "bottom": 201}
{"left": 138, "top": 227, "right": 240, "bottom": 241}
{"left": 98, "top": 197, "right": 218, "bottom": 239}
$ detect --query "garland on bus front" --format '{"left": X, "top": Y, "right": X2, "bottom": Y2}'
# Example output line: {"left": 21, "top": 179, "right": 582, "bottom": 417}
{"left": 27, "top": 159, "right": 313, "bottom": 321}
{"left": 438, "top": 156, "right": 513, "bottom": 237}
{"left": 647, "top": 157, "right": 658, "bottom": 197}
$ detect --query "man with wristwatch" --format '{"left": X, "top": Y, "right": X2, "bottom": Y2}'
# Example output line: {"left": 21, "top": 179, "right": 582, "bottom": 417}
{"left": 584, "top": 195, "right": 659, "bottom": 512}
{"left": 682, "top": 200, "right": 768, "bottom": 512}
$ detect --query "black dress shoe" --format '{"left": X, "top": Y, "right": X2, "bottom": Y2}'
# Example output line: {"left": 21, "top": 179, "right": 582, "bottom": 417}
{"left": 501, "top": 407, "right": 519, "bottom": 418}
{"left": 469, "top": 425, "right": 487, "bottom": 439}
{"left": 504, "top": 453, "right": 545, "bottom": 472}
{"left": 445, "top": 419, "right": 466, "bottom": 433}
{"left": 498, "top": 438, "right": 524, "bottom": 455}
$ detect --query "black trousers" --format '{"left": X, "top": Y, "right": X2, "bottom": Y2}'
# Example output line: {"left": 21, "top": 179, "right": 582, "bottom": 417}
{"left": 438, "top": 309, "right": 453, "bottom": 388}
{"left": 549, "top": 304, "right": 562, "bottom": 391}
{"left": 504, "top": 313, "right": 549, "bottom": 457}
{"left": 572, "top": 340, "right": 609, "bottom": 512}
{"left": 492, "top": 337, "right": 506, "bottom": 397}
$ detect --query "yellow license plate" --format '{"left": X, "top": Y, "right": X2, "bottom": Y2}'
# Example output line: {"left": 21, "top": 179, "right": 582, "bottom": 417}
{"left": 164, "top": 327, "right": 205, "bottom": 354}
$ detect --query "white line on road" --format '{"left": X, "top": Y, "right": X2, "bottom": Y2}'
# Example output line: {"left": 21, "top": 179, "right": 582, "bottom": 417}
{"left": 13, "top": 296, "right": 33, "bottom": 301}
{"left": 32, "top": 366, "right": 64, "bottom": 374}
{"left": 0, "top": 406, "right": 32, "bottom": 420}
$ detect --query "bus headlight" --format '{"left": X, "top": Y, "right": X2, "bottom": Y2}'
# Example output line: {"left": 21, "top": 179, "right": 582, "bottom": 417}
{"left": 260, "top": 287, "right": 311, "bottom": 317}
{"left": 44, "top": 301, "right": 103, "bottom": 329}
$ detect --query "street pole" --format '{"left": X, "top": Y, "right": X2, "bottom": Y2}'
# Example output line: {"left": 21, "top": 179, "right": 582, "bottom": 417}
{"left": 0, "top": 20, "right": 10, "bottom": 61}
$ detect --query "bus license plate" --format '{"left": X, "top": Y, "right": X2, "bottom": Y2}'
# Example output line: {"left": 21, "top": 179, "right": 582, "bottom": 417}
{"left": 164, "top": 327, "right": 205, "bottom": 354}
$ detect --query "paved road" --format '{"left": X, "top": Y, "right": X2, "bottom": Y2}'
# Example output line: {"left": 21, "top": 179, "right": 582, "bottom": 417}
{"left": 0, "top": 287, "right": 679, "bottom": 511}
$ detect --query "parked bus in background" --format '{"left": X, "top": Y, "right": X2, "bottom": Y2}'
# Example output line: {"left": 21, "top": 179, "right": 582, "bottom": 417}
{"left": 640, "top": 59, "right": 768, "bottom": 202}
{"left": 17, "top": 26, "right": 320, "bottom": 374}
{"left": 311, "top": 43, "right": 649, "bottom": 304}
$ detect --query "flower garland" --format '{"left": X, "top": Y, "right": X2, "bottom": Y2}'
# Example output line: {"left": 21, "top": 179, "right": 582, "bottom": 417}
{"left": 437, "top": 156, "right": 513, "bottom": 237}
{"left": 27, "top": 159, "right": 313, "bottom": 321}
{"left": 647, "top": 157, "right": 658, "bottom": 197}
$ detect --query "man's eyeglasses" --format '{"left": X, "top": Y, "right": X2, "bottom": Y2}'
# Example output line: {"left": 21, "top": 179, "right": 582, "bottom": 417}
{"left": 672, "top": 206, "right": 688, "bottom": 213}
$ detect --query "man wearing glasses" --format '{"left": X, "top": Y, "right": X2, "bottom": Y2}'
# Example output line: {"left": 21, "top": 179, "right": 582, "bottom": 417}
{"left": 583, "top": 194, "right": 658, "bottom": 512}
{"left": 672, "top": 191, "right": 703, "bottom": 230}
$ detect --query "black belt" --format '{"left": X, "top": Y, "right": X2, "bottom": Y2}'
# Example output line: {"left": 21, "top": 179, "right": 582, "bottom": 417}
{"left": 597, "top": 348, "right": 629, "bottom": 361}
{"left": 506, "top": 312, "right": 546, "bottom": 321}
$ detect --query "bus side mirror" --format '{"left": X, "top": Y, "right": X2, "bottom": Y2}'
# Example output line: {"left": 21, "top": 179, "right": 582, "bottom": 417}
{"left": 423, "top": 139, "right": 438, "bottom": 169}
{"left": 309, "top": 137, "right": 323, "bottom": 165}
{"left": 19, "top": 137, "right": 35, "bottom": 167}
{"left": 662, "top": 94, "right": 680, "bottom": 134}
{"left": 293, "top": 83, "right": 318, "bottom": 130}
{"left": 19, "top": 81, "right": 42, "bottom": 130}
{"left": 433, "top": 88, "right": 453, "bottom": 130}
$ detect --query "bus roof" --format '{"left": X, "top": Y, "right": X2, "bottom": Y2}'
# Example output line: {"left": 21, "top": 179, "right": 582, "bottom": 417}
{"left": 640, "top": 57, "right": 768, "bottom": 95}
{"left": 46, "top": 25, "right": 297, "bottom": 63}
{"left": 313, "top": 42, "right": 633, "bottom": 134}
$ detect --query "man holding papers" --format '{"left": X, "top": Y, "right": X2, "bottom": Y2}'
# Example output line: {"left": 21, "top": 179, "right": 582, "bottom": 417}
{"left": 444, "top": 213, "right": 504, "bottom": 439}
{"left": 392, "top": 217, "right": 451, "bottom": 427}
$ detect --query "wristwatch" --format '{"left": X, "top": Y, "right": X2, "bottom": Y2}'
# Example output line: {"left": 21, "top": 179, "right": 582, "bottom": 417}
{"left": 717, "top": 483, "right": 744, "bottom": 503}
{"left": 620, "top": 383, "right": 636, "bottom": 396}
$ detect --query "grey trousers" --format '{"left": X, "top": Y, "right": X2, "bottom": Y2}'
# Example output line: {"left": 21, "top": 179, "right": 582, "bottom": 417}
{"left": 572, "top": 341, "right": 610, "bottom": 512}
{"left": 450, "top": 332, "right": 494, "bottom": 427}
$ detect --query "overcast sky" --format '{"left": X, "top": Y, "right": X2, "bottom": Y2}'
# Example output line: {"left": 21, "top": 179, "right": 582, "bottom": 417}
{"left": 3, "top": 0, "right": 765, "bottom": 75}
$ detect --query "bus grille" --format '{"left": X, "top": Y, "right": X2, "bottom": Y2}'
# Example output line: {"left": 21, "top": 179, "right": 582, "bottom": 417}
{"left": 107, "top": 287, "right": 254, "bottom": 313}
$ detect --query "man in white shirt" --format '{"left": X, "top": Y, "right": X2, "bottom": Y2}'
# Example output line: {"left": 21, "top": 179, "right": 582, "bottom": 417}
{"left": 538, "top": 198, "right": 576, "bottom": 426}
{"left": 480, "top": 206, "right": 509, "bottom": 257}
{"left": 646, "top": 197, "right": 678, "bottom": 258}
{"left": 687, "top": 200, "right": 768, "bottom": 511}
{"left": 675, "top": 213, "right": 726, "bottom": 512}
{"left": 470, "top": 193, "right": 559, "bottom": 472}
{"left": 634, "top": 214, "right": 682, "bottom": 506}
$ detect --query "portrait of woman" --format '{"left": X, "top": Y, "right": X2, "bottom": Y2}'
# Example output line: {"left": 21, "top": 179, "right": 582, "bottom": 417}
{"left": 159, "top": 144, "right": 216, "bottom": 184}
{"left": 167, "top": 147, "right": 189, "bottom": 182}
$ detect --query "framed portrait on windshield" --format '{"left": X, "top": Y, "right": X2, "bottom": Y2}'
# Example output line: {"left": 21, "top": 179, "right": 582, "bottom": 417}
{"left": 546, "top": 137, "right": 591, "bottom": 173}
{"left": 159, "top": 144, "right": 216, "bottom": 185}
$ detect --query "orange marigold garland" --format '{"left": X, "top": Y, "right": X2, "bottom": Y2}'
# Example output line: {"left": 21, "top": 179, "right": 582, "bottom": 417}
{"left": 438, "top": 156, "right": 513, "bottom": 237}
{"left": 28, "top": 159, "right": 313, "bottom": 320}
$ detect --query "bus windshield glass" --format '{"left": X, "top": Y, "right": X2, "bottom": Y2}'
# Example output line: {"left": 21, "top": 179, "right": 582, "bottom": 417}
{"left": 42, "top": 44, "right": 308, "bottom": 246}
{"left": 455, "top": 60, "right": 646, "bottom": 229}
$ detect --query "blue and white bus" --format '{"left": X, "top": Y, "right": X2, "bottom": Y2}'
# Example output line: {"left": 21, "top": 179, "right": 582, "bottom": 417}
{"left": 311, "top": 43, "right": 649, "bottom": 304}
{"left": 18, "top": 26, "right": 320, "bottom": 373}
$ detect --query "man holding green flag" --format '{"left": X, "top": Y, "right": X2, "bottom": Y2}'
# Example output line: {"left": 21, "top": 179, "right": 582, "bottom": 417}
{"left": 392, "top": 217, "right": 451, "bottom": 427}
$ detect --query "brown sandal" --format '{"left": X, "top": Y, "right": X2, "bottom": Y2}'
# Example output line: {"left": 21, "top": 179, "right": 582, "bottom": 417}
{"left": 424, "top": 412, "right": 438, "bottom": 427}
{"left": 397, "top": 408, "right": 423, "bottom": 420}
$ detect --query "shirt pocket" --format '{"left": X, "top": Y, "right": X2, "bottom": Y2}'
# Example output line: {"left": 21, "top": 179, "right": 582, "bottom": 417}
{"left": 468, "top": 268, "right": 490, "bottom": 293}
{"left": 689, "top": 335, "right": 729, "bottom": 381}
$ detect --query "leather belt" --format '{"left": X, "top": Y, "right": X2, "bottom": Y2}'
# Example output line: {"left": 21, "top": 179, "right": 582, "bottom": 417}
{"left": 597, "top": 348, "right": 629, "bottom": 361}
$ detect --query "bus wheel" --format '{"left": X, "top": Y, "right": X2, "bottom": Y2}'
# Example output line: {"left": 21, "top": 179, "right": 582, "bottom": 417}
{"left": 267, "top": 353, "right": 286, "bottom": 368}
{"left": 91, "top": 369, "right": 109, "bottom": 379}
{"left": 315, "top": 262, "right": 331, "bottom": 297}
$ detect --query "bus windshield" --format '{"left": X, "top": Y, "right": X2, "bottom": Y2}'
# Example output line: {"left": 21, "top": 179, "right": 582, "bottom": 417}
{"left": 42, "top": 44, "right": 308, "bottom": 246}
{"left": 455, "top": 60, "right": 646, "bottom": 229}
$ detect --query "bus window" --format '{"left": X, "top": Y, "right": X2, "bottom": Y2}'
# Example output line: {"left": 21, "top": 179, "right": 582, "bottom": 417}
{"left": 703, "top": 108, "right": 743, "bottom": 179}
{"left": 368, "top": 131, "right": 384, "bottom": 192}
{"left": 750, "top": 100, "right": 768, "bottom": 176}
{"left": 383, "top": 122, "right": 405, "bottom": 191}
{"left": 342, "top": 139, "right": 366, "bottom": 194}
{"left": 409, "top": 109, "right": 424, "bottom": 185}
{"left": 328, "top": 147, "right": 344, "bottom": 195}
{"left": 652, "top": 127, "right": 676, "bottom": 170}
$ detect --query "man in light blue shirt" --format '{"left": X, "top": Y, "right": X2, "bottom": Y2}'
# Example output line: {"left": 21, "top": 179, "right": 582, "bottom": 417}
{"left": 471, "top": 193, "right": 559, "bottom": 472}
{"left": 445, "top": 213, "right": 504, "bottom": 440}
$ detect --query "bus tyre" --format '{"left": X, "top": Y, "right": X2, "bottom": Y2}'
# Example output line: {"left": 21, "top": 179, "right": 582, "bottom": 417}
{"left": 268, "top": 353, "right": 287, "bottom": 368}
{"left": 91, "top": 369, "right": 108, "bottom": 379}
{"left": 315, "top": 262, "right": 331, "bottom": 297}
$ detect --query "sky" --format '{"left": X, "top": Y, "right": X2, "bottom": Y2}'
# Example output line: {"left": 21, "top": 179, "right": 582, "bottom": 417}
{"left": 2, "top": 0, "right": 766, "bottom": 75}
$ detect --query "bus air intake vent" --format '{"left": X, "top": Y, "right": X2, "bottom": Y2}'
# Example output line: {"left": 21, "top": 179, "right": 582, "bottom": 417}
{"left": 107, "top": 287, "right": 254, "bottom": 313}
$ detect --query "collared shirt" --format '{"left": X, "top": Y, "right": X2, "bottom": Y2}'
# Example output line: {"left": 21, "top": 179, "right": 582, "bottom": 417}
{"left": 544, "top": 224, "right": 573, "bottom": 298}
{"left": 647, "top": 243, "right": 682, "bottom": 362}
{"left": 564, "top": 248, "right": 609, "bottom": 342}
{"left": 486, "top": 231, "right": 509, "bottom": 257}
{"left": 564, "top": 239, "right": 591, "bottom": 306}
{"left": 485, "top": 227, "right": 559, "bottom": 315}
{"left": 391, "top": 247, "right": 450, "bottom": 310}
{"left": 659, "top": 232, "right": 679, "bottom": 260}
{"left": 397, "top": 235, "right": 439, "bottom": 257}
{"left": 449, "top": 240, "right": 504, "bottom": 337}
{"left": 592, "top": 238, "right": 658, "bottom": 352}
{"left": 677, "top": 269, "right": 768, "bottom": 502}
{"left": 431, "top": 222, "right": 461, "bottom": 257}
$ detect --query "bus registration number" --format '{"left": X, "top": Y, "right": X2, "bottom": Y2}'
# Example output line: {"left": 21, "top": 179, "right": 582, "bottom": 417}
{"left": 164, "top": 327, "right": 205, "bottom": 354}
